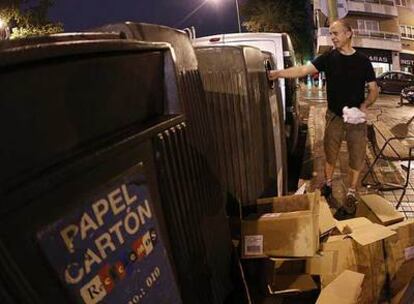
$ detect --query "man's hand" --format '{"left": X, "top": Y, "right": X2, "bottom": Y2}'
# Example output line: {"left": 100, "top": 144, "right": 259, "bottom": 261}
{"left": 362, "top": 81, "right": 379, "bottom": 112}
{"left": 267, "top": 70, "right": 281, "bottom": 81}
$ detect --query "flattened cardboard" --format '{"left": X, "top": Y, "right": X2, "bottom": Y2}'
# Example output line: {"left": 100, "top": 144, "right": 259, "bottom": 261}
{"left": 336, "top": 217, "right": 372, "bottom": 232}
{"left": 357, "top": 194, "right": 404, "bottom": 226}
{"left": 336, "top": 217, "right": 396, "bottom": 246}
{"left": 319, "top": 197, "right": 336, "bottom": 235}
{"left": 385, "top": 219, "right": 414, "bottom": 296}
{"left": 316, "top": 270, "right": 364, "bottom": 304}
{"left": 241, "top": 192, "right": 320, "bottom": 258}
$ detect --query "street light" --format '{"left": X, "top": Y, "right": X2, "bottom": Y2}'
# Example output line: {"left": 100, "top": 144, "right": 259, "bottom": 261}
{"left": 235, "top": 0, "right": 241, "bottom": 33}
{"left": 211, "top": 0, "right": 241, "bottom": 33}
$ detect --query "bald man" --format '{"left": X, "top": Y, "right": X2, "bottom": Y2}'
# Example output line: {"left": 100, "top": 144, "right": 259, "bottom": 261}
{"left": 269, "top": 19, "right": 379, "bottom": 216}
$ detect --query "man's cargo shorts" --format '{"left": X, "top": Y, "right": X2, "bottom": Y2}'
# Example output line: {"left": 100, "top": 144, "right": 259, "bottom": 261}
{"left": 324, "top": 110, "right": 367, "bottom": 171}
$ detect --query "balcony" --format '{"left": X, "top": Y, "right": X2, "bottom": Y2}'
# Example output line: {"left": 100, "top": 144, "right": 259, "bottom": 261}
{"left": 347, "top": 0, "right": 398, "bottom": 17}
{"left": 316, "top": 27, "right": 401, "bottom": 53}
{"left": 314, "top": 0, "right": 398, "bottom": 17}
{"left": 316, "top": 28, "right": 333, "bottom": 53}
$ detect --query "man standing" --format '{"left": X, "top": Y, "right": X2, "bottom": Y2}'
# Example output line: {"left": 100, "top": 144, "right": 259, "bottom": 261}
{"left": 268, "top": 19, "right": 379, "bottom": 215}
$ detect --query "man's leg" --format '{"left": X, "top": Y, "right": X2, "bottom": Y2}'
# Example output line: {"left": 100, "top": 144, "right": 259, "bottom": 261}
{"left": 344, "top": 122, "right": 368, "bottom": 214}
{"left": 349, "top": 168, "right": 361, "bottom": 190}
{"left": 321, "top": 161, "right": 335, "bottom": 198}
{"left": 322, "top": 111, "right": 344, "bottom": 199}
{"left": 324, "top": 161, "right": 336, "bottom": 183}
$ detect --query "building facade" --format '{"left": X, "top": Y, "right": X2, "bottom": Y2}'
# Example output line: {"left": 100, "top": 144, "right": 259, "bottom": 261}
{"left": 314, "top": 0, "right": 414, "bottom": 75}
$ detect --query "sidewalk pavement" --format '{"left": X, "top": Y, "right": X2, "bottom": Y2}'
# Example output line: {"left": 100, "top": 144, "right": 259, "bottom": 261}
{"left": 298, "top": 84, "right": 414, "bottom": 219}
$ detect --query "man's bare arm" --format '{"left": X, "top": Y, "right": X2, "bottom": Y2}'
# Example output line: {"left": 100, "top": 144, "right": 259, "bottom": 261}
{"left": 268, "top": 64, "right": 319, "bottom": 80}
{"left": 360, "top": 81, "right": 379, "bottom": 112}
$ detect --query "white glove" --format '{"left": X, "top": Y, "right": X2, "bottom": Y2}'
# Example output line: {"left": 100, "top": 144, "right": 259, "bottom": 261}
{"left": 342, "top": 106, "right": 367, "bottom": 124}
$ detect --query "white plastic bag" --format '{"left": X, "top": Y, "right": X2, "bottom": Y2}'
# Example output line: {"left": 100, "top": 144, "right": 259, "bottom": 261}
{"left": 342, "top": 106, "right": 366, "bottom": 124}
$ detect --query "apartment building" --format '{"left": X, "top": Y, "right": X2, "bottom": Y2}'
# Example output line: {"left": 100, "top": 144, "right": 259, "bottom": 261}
{"left": 314, "top": 0, "right": 414, "bottom": 75}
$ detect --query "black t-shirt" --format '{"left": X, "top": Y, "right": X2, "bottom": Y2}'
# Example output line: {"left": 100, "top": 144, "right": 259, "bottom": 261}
{"left": 311, "top": 49, "right": 376, "bottom": 116}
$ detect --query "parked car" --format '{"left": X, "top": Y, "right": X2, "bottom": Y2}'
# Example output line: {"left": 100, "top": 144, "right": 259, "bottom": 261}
{"left": 376, "top": 71, "right": 414, "bottom": 94}
{"left": 400, "top": 86, "right": 414, "bottom": 104}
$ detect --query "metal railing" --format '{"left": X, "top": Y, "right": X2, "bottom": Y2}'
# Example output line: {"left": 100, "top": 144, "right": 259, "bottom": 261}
{"left": 353, "top": 29, "right": 400, "bottom": 41}
{"left": 401, "top": 32, "right": 414, "bottom": 40}
{"left": 317, "top": 27, "right": 400, "bottom": 41}
{"left": 349, "top": 0, "right": 395, "bottom": 5}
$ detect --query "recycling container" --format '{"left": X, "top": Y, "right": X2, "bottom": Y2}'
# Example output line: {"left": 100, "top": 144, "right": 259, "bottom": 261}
{"left": 195, "top": 45, "right": 280, "bottom": 212}
{"left": 93, "top": 22, "right": 233, "bottom": 303}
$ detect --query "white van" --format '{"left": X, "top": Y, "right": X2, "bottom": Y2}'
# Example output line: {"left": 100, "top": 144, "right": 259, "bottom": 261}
{"left": 193, "top": 32, "right": 300, "bottom": 152}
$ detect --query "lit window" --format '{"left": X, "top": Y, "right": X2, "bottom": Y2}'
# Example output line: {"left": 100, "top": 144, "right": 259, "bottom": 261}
{"left": 357, "top": 19, "right": 380, "bottom": 32}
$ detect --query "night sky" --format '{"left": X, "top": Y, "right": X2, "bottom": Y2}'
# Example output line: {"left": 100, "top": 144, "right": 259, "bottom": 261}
{"left": 48, "top": 0, "right": 244, "bottom": 38}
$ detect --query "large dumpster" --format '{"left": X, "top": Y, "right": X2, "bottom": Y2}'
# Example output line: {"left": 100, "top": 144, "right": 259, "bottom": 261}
{"left": 192, "top": 32, "right": 301, "bottom": 154}
{"left": 0, "top": 35, "right": 231, "bottom": 304}
{"left": 93, "top": 22, "right": 233, "bottom": 304}
{"left": 194, "top": 45, "right": 280, "bottom": 211}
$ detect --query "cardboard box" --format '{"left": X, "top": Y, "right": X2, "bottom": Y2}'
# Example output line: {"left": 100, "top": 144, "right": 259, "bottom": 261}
{"left": 308, "top": 218, "right": 395, "bottom": 303}
{"left": 384, "top": 219, "right": 414, "bottom": 297}
{"left": 241, "top": 192, "right": 320, "bottom": 258}
{"left": 244, "top": 257, "right": 317, "bottom": 297}
{"left": 267, "top": 274, "right": 318, "bottom": 295}
{"left": 261, "top": 258, "right": 317, "bottom": 295}
{"left": 336, "top": 217, "right": 396, "bottom": 304}
{"left": 316, "top": 270, "right": 364, "bottom": 304}
{"left": 356, "top": 194, "right": 404, "bottom": 226}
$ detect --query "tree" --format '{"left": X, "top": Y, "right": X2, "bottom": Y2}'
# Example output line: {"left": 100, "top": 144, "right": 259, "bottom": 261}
{"left": 0, "top": 0, "right": 63, "bottom": 39}
{"left": 241, "top": 0, "right": 314, "bottom": 63}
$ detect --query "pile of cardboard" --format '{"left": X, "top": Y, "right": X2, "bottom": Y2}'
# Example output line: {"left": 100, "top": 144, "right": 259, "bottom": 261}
{"left": 239, "top": 192, "right": 414, "bottom": 303}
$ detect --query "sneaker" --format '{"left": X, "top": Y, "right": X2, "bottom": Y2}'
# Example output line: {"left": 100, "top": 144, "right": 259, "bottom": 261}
{"left": 320, "top": 183, "right": 332, "bottom": 200}
{"left": 342, "top": 192, "right": 358, "bottom": 215}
